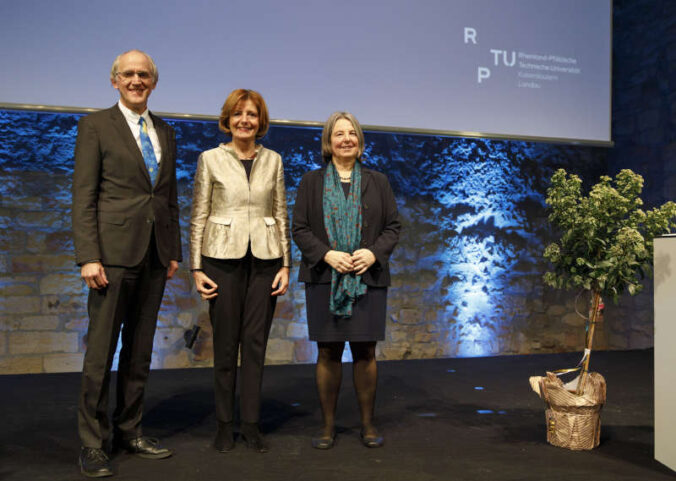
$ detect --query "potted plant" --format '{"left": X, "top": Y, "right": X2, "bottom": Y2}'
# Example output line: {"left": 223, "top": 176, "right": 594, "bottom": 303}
{"left": 531, "top": 168, "right": 676, "bottom": 450}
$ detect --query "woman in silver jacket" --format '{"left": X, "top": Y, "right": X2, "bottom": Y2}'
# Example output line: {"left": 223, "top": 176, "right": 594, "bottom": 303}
{"left": 190, "top": 89, "right": 291, "bottom": 453}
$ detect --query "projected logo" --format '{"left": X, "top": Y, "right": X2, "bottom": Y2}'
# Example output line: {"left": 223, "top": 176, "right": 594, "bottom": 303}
{"left": 464, "top": 27, "right": 581, "bottom": 89}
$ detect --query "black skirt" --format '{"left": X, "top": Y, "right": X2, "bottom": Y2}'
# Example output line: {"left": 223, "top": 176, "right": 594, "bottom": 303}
{"left": 305, "top": 283, "right": 387, "bottom": 342}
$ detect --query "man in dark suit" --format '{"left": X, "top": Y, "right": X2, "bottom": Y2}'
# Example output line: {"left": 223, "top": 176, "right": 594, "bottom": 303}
{"left": 72, "top": 49, "right": 182, "bottom": 478}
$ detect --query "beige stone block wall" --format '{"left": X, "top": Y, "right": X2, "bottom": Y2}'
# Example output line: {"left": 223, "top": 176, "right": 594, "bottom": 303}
{"left": 43, "top": 353, "right": 84, "bottom": 373}
{"left": 0, "top": 106, "right": 665, "bottom": 375}
{"left": 9, "top": 331, "right": 78, "bottom": 355}
{"left": 0, "top": 356, "right": 43, "bottom": 374}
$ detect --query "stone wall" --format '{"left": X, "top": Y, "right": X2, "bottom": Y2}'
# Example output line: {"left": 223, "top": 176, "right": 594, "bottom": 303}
{"left": 0, "top": 110, "right": 615, "bottom": 374}
{"left": 2, "top": 0, "right": 674, "bottom": 373}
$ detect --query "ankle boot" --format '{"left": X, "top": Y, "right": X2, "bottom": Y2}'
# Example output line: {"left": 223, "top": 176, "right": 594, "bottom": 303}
{"left": 214, "top": 422, "right": 234, "bottom": 452}
{"left": 240, "top": 422, "right": 269, "bottom": 453}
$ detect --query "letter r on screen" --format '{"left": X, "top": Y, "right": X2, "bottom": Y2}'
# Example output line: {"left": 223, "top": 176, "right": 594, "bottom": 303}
{"left": 464, "top": 27, "right": 477, "bottom": 44}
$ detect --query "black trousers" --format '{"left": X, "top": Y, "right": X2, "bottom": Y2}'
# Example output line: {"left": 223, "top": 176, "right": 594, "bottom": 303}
{"left": 202, "top": 251, "right": 280, "bottom": 424}
{"left": 78, "top": 236, "right": 167, "bottom": 448}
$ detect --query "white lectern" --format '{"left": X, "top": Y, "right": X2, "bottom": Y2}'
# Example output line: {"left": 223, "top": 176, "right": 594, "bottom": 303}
{"left": 654, "top": 236, "right": 676, "bottom": 471}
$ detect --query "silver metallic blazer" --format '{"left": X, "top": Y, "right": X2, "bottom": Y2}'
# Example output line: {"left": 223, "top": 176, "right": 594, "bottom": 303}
{"left": 189, "top": 144, "right": 291, "bottom": 269}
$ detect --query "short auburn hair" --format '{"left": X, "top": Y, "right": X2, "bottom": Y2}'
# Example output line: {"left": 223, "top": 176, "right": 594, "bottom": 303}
{"left": 218, "top": 89, "right": 269, "bottom": 139}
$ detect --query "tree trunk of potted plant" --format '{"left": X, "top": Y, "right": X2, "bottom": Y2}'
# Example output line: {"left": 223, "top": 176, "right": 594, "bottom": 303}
{"left": 576, "top": 290, "right": 601, "bottom": 395}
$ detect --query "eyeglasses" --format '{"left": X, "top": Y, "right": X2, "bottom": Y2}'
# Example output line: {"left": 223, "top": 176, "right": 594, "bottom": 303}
{"left": 116, "top": 70, "right": 153, "bottom": 80}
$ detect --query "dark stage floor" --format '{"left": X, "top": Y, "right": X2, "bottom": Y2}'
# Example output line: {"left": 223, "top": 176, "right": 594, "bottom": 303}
{"left": 1, "top": 349, "right": 674, "bottom": 481}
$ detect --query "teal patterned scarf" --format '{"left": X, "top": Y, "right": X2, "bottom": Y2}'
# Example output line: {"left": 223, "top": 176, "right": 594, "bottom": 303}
{"left": 323, "top": 161, "right": 367, "bottom": 317}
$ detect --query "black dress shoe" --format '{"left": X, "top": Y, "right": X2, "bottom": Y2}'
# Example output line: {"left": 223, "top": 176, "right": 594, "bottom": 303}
{"left": 360, "top": 429, "right": 384, "bottom": 448}
{"left": 79, "top": 447, "right": 113, "bottom": 478}
{"left": 214, "top": 422, "right": 235, "bottom": 452}
{"left": 115, "top": 436, "right": 173, "bottom": 459}
{"left": 311, "top": 430, "right": 336, "bottom": 450}
{"left": 240, "top": 423, "right": 269, "bottom": 453}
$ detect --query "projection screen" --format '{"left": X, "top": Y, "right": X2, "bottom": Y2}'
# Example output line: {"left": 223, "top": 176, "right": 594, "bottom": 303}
{"left": 0, "top": 0, "right": 612, "bottom": 144}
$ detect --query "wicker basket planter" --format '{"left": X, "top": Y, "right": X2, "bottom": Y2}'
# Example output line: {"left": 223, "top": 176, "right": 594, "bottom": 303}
{"left": 529, "top": 371, "right": 606, "bottom": 450}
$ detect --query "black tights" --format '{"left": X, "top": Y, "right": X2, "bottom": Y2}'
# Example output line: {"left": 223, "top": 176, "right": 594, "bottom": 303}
{"left": 316, "top": 341, "right": 378, "bottom": 437}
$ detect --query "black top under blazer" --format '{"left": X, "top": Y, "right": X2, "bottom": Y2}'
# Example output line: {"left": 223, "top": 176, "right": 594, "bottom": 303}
{"left": 292, "top": 165, "right": 401, "bottom": 287}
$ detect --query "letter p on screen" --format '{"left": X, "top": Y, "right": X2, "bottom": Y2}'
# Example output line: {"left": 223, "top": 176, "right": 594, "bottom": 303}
{"left": 477, "top": 67, "right": 490, "bottom": 83}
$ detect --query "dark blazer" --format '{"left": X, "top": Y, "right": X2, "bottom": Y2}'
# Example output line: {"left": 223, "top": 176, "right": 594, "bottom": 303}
{"left": 72, "top": 105, "right": 182, "bottom": 267}
{"left": 292, "top": 165, "right": 400, "bottom": 287}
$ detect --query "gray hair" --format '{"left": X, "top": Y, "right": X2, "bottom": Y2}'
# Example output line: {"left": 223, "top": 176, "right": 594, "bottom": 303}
{"left": 320, "top": 111, "right": 365, "bottom": 162}
{"left": 109, "top": 49, "right": 159, "bottom": 83}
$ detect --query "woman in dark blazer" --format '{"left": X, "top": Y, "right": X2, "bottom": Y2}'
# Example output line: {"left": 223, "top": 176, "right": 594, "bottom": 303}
{"left": 190, "top": 89, "right": 291, "bottom": 453}
{"left": 292, "top": 112, "right": 400, "bottom": 449}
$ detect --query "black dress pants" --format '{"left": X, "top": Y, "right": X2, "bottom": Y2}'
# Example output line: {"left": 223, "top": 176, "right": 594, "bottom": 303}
{"left": 202, "top": 251, "right": 280, "bottom": 424}
{"left": 78, "top": 236, "right": 167, "bottom": 448}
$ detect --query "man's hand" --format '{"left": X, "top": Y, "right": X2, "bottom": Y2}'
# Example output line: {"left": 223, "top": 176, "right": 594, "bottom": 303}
{"left": 351, "top": 249, "right": 376, "bottom": 275}
{"left": 167, "top": 260, "right": 179, "bottom": 279}
{"left": 81, "top": 261, "right": 108, "bottom": 289}
{"left": 324, "top": 250, "right": 355, "bottom": 274}
{"left": 271, "top": 267, "right": 290, "bottom": 296}
{"left": 192, "top": 270, "right": 218, "bottom": 300}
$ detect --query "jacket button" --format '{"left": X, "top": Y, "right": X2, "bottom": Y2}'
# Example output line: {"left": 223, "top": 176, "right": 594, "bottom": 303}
{"left": 364, "top": 204, "right": 369, "bottom": 209}
{"left": 364, "top": 222, "right": 369, "bottom": 227}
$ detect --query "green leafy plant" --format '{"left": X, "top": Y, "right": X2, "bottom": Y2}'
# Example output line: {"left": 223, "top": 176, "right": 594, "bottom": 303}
{"left": 543, "top": 168, "right": 676, "bottom": 393}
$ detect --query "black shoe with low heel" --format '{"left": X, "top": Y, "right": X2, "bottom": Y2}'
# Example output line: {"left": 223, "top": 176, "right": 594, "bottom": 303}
{"left": 360, "top": 429, "right": 384, "bottom": 448}
{"left": 311, "top": 430, "right": 336, "bottom": 450}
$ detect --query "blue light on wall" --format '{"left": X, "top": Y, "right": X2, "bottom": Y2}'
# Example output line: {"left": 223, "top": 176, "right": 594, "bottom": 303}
{"left": 430, "top": 140, "right": 542, "bottom": 357}
{"left": 0, "top": 109, "right": 607, "bottom": 361}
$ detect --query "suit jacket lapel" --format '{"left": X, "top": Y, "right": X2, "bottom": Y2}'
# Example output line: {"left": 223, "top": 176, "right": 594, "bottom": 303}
{"left": 150, "top": 112, "right": 170, "bottom": 184}
{"left": 110, "top": 105, "right": 152, "bottom": 186}
{"left": 360, "top": 165, "right": 370, "bottom": 195}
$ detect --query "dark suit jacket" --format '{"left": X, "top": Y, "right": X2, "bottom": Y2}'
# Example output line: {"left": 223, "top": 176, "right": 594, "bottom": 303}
{"left": 72, "top": 105, "right": 182, "bottom": 267}
{"left": 292, "top": 165, "right": 400, "bottom": 287}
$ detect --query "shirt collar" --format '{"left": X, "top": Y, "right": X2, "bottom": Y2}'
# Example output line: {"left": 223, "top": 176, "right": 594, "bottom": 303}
{"left": 117, "top": 100, "right": 151, "bottom": 125}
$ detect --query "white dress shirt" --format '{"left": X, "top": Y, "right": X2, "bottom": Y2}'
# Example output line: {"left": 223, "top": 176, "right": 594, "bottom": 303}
{"left": 117, "top": 100, "right": 162, "bottom": 164}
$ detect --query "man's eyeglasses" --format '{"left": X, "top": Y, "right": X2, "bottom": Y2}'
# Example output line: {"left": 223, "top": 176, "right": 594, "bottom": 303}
{"left": 116, "top": 70, "right": 153, "bottom": 80}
